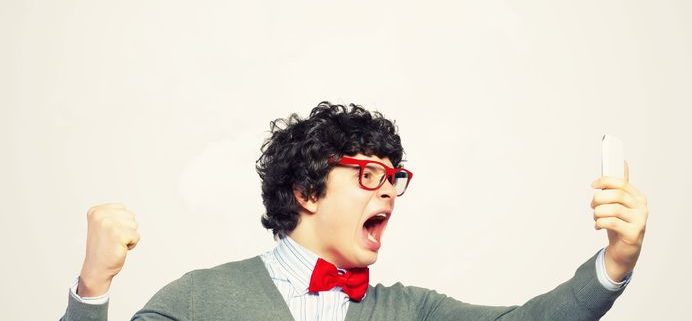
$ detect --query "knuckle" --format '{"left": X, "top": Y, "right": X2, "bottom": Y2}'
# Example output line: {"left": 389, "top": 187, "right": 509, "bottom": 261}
{"left": 87, "top": 205, "right": 102, "bottom": 217}
{"left": 607, "top": 203, "right": 618, "bottom": 213}
{"left": 99, "top": 217, "right": 114, "bottom": 228}
{"left": 91, "top": 212, "right": 107, "bottom": 225}
{"left": 614, "top": 203, "right": 626, "bottom": 213}
{"left": 592, "top": 194, "right": 602, "bottom": 205}
{"left": 594, "top": 205, "right": 605, "bottom": 215}
{"left": 593, "top": 210, "right": 600, "bottom": 220}
{"left": 616, "top": 190, "right": 626, "bottom": 199}
{"left": 595, "top": 204, "right": 615, "bottom": 216}
{"left": 600, "top": 219, "right": 610, "bottom": 228}
{"left": 620, "top": 210, "right": 631, "bottom": 221}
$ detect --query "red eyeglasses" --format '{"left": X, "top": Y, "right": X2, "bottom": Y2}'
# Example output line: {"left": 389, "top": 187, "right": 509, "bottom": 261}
{"left": 329, "top": 155, "right": 413, "bottom": 196}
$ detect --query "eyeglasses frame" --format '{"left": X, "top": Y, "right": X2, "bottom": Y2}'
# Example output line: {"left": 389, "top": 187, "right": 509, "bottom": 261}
{"left": 328, "top": 155, "right": 413, "bottom": 196}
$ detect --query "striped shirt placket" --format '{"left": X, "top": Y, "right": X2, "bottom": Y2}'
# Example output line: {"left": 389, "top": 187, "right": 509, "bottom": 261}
{"left": 260, "top": 236, "right": 362, "bottom": 321}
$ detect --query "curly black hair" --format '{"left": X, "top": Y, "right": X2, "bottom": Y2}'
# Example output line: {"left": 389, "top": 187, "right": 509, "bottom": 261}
{"left": 255, "top": 101, "right": 404, "bottom": 239}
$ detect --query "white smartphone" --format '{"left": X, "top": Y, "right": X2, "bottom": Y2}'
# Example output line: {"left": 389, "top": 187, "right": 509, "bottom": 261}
{"left": 601, "top": 134, "right": 625, "bottom": 179}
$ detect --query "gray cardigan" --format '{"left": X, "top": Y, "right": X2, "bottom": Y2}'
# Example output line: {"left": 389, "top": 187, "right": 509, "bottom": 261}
{"left": 60, "top": 251, "right": 625, "bottom": 321}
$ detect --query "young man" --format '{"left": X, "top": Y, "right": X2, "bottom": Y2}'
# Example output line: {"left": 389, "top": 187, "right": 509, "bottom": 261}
{"left": 60, "top": 102, "right": 649, "bottom": 321}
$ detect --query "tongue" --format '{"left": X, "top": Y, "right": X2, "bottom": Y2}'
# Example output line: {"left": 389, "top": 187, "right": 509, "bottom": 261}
{"left": 362, "top": 227, "right": 381, "bottom": 251}
{"left": 367, "top": 231, "right": 379, "bottom": 243}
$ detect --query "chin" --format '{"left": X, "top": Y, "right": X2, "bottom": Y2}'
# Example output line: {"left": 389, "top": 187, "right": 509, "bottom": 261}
{"left": 353, "top": 250, "right": 378, "bottom": 268}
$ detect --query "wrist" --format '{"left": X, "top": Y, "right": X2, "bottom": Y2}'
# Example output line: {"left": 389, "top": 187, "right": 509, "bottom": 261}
{"left": 603, "top": 249, "right": 634, "bottom": 282}
{"left": 78, "top": 268, "right": 113, "bottom": 297}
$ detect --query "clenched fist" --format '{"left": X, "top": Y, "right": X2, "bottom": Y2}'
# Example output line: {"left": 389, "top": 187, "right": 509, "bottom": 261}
{"left": 78, "top": 203, "right": 140, "bottom": 297}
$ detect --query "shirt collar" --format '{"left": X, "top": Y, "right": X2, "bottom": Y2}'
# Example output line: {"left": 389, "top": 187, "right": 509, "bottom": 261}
{"left": 272, "top": 236, "right": 319, "bottom": 296}
{"left": 272, "top": 236, "right": 351, "bottom": 297}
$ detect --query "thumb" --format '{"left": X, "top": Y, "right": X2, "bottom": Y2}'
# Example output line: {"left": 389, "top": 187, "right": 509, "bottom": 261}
{"left": 624, "top": 160, "right": 629, "bottom": 183}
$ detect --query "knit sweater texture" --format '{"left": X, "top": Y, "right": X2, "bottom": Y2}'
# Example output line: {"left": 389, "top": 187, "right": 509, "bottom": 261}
{"left": 60, "top": 250, "right": 624, "bottom": 321}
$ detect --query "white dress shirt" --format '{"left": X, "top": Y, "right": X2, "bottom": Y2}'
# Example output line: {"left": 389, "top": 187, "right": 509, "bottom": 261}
{"left": 259, "top": 236, "right": 354, "bottom": 321}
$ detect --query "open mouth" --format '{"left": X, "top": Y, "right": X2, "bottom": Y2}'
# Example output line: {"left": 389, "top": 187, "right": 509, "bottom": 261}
{"left": 361, "top": 212, "right": 390, "bottom": 250}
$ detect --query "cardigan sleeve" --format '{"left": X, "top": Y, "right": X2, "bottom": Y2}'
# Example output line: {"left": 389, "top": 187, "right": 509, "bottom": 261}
{"left": 410, "top": 250, "right": 626, "bottom": 321}
{"left": 59, "top": 290, "right": 109, "bottom": 321}
{"left": 59, "top": 272, "right": 193, "bottom": 321}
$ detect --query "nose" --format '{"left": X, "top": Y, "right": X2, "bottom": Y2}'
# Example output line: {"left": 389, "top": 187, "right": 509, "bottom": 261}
{"left": 377, "top": 176, "right": 397, "bottom": 200}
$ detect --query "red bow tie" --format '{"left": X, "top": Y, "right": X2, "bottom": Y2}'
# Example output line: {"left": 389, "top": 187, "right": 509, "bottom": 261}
{"left": 308, "top": 258, "right": 369, "bottom": 302}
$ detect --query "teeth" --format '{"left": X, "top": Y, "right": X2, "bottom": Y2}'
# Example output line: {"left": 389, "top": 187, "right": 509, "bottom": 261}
{"left": 367, "top": 232, "right": 379, "bottom": 243}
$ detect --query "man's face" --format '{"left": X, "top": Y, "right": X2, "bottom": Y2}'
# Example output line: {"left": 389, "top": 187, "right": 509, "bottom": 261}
{"left": 309, "top": 153, "right": 397, "bottom": 268}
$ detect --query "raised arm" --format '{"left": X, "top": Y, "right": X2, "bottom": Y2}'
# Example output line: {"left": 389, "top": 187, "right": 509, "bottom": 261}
{"left": 60, "top": 203, "right": 140, "bottom": 321}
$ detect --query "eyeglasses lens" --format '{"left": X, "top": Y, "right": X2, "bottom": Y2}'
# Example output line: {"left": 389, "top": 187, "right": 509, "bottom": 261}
{"left": 392, "top": 171, "right": 410, "bottom": 195}
{"left": 360, "top": 164, "right": 387, "bottom": 189}
{"left": 360, "top": 163, "right": 410, "bottom": 196}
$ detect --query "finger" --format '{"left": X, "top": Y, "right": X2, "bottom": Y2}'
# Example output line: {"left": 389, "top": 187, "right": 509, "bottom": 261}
{"left": 591, "top": 177, "right": 646, "bottom": 204}
{"left": 591, "top": 189, "right": 639, "bottom": 209}
{"left": 593, "top": 203, "right": 634, "bottom": 223}
{"left": 127, "top": 239, "right": 139, "bottom": 250}
{"left": 98, "top": 212, "right": 137, "bottom": 231}
{"left": 595, "top": 217, "right": 627, "bottom": 232}
{"left": 99, "top": 203, "right": 128, "bottom": 210}
{"left": 115, "top": 219, "right": 139, "bottom": 231}
{"left": 87, "top": 203, "right": 131, "bottom": 218}
{"left": 113, "top": 210, "right": 137, "bottom": 224}
{"left": 122, "top": 231, "right": 141, "bottom": 250}
{"left": 107, "top": 209, "right": 137, "bottom": 225}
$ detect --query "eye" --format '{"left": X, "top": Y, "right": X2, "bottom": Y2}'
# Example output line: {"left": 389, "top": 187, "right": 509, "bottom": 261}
{"left": 362, "top": 168, "right": 377, "bottom": 180}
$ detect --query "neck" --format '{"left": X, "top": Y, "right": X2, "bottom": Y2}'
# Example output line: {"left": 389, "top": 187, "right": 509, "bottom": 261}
{"left": 288, "top": 219, "right": 345, "bottom": 268}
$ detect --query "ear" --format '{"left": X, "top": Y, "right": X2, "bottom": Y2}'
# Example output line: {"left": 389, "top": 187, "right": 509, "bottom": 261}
{"left": 293, "top": 186, "right": 319, "bottom": 214}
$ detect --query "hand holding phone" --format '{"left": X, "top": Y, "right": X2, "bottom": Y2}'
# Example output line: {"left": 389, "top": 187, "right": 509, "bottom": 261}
{"left": 593, "top": 133, "right": 649, "bottom": 283}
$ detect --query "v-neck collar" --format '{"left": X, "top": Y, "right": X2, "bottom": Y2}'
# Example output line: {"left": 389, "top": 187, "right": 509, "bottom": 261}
{"left": 248, "top": 255, "right": 367, "bottom": 321}
{"left": 271, "top": 236, "right": 319, "bottom": 296}
{"left": 269, "top": 236, "right": 361, "bottom": 298}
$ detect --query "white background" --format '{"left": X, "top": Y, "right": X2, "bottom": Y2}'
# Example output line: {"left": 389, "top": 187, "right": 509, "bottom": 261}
{"left": 1, "top": 1, "right": 690, "bottom": 320}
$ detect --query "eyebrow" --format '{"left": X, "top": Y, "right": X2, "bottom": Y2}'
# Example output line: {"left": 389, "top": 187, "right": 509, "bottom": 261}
{"left": 364, "top": 164, "right": 386, "bottom": 173}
